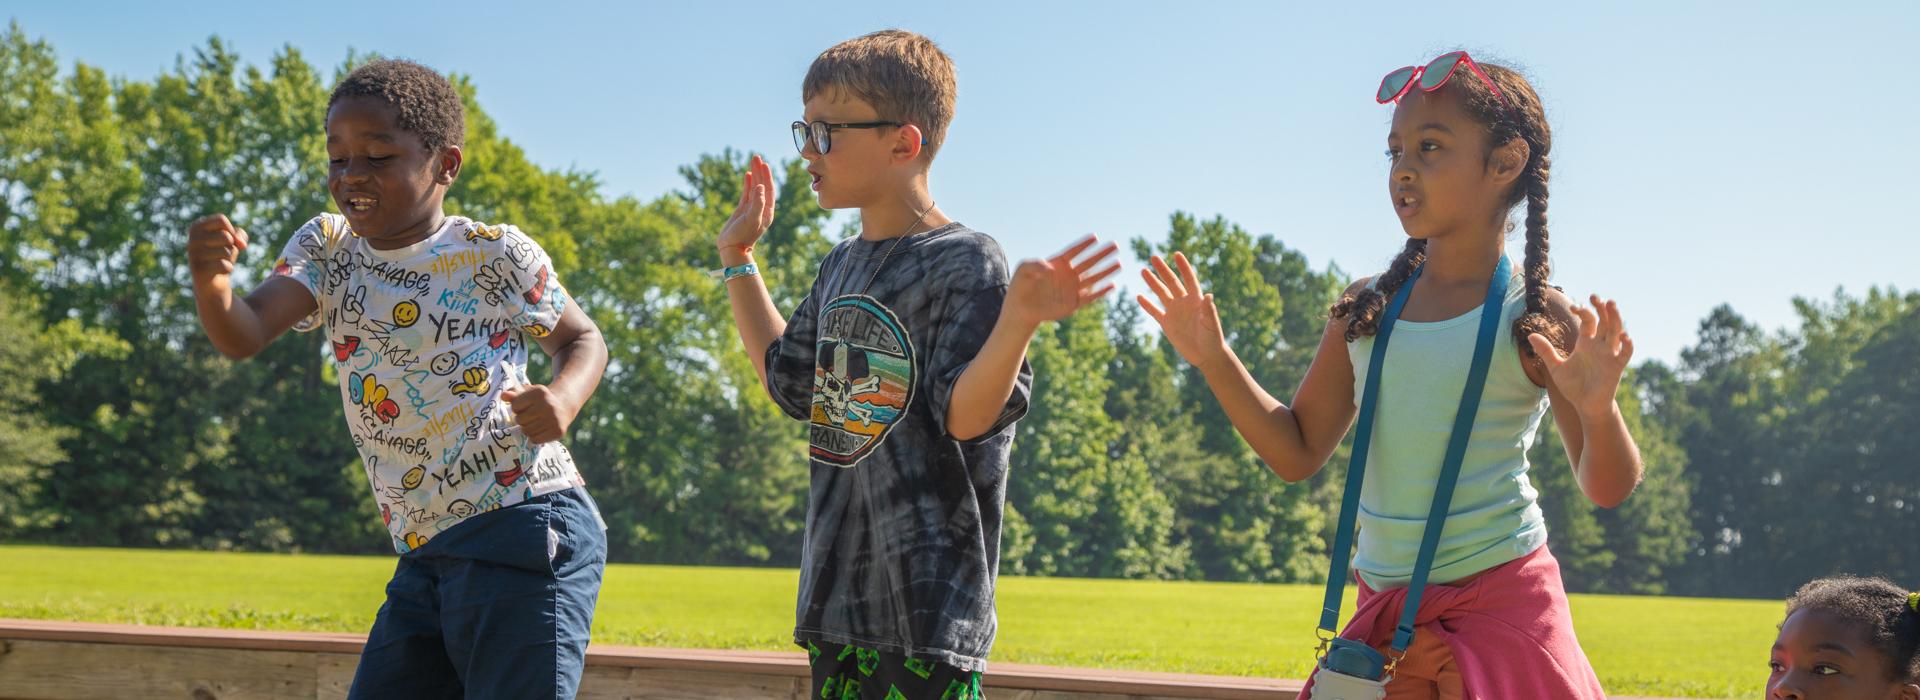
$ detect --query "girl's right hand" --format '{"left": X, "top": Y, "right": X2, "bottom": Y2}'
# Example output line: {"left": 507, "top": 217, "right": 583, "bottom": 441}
{"left": 1138, "top": 252, "right": 1232, "bottom": 372}
{"left": 717, "top": 154, "right": 776, "bottom": 264}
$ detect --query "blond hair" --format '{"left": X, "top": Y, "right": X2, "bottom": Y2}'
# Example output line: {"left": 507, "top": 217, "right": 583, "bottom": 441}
{"left": 803, "top": 29, "right": 957, "bottom": 161}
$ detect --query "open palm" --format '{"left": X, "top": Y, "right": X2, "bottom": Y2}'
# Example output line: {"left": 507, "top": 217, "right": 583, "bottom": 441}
{"left": 1007, "top": 235, "right": 1121, "bottom": 326}
{"left": 1137, "top": 252, "right": 1229, "bottom": 369}
{"left": 1529, "top": 295, "right": 1635, "bottom": 414}
{"left": 717, "top": 154, "right": 776, "bottom": 251}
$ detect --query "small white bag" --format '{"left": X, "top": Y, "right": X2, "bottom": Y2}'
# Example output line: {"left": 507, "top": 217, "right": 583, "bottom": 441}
{"left": 1307, "top": 666, "right": 1388, "bottom": 700}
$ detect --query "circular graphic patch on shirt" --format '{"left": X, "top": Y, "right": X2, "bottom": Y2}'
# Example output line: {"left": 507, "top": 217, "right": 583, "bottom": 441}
{"left": 810, "top": 295, "right": 915, "bottom": 468}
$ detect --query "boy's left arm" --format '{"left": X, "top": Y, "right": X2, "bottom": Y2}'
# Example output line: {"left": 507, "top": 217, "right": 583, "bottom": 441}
{"left": 1531, "top": 293, "right": 1642, "bottom": 509}
{"left": 945, "top": 237, "right": 1119, "bottom": 441}
{"left": 505, "top": 301, "right": 607, "bottom": 444}
{"left": 495, "top": 229, "right": 606, "bottom": 445}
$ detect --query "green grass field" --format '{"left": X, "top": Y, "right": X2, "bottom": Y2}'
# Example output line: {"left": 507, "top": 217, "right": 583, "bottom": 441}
{"left": 0, "top": 545, "right": 1771, "bottom": 698}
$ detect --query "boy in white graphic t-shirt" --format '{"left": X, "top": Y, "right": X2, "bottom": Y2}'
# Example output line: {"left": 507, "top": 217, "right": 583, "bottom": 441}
{"left": 186, "top": 59, "right": 609, "bottom": 699}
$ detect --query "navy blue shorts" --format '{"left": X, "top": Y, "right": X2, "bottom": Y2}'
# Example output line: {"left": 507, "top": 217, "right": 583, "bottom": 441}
{"left": 348, "top": 487, "right": 607, "bottom": 699}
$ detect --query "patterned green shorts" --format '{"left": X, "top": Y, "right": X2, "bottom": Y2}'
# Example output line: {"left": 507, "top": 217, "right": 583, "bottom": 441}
{"left": 803, "top": 639, "right": 985, "bottom": 700}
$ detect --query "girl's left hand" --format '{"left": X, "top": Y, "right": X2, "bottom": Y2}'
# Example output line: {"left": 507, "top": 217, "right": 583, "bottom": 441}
{"left": 1528, "top": 295, "right": 1634, "bottom": 416}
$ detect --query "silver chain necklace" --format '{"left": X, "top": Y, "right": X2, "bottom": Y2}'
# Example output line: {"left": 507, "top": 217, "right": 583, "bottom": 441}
{"left": 858, "top": 200, "right": 936, "bottom": 297}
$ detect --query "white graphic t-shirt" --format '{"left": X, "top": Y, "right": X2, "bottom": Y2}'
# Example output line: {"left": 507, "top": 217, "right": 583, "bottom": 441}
{"left": 272, "top": 213, "right": 585, "bottom": 553}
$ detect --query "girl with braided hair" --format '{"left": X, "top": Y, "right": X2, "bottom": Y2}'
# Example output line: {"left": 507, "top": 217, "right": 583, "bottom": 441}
{"left": 1139, "top": 52, "right": 1640, "bottom": 698}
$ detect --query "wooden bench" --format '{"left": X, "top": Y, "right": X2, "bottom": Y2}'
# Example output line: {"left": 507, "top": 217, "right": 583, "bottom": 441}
{"left": 0, "top": 619, "right": 1302, "bottom": 699}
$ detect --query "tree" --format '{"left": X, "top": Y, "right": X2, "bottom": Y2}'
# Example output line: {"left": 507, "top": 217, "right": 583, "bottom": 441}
{"left": 1007, "top": 303, "right": 1186, "bottom": 578}
{"left": 1129, "top": 212, "right": 1344, "bottom": 582}
{"left": 1529, "top": 368, "right": 1694, "bottom": 594}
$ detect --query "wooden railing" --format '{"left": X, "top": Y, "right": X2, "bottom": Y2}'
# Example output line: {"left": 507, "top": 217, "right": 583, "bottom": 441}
{"left": 0, "top": 619, "right": 1301, "bottom": 699}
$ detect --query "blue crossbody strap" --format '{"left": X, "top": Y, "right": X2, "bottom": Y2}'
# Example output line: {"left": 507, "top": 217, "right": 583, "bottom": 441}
{"left": 1318, "top": 256, "right": 1512, "bottom": 656}
{"left": 1317, "top": 268, "right": 1415, "bottom": 636}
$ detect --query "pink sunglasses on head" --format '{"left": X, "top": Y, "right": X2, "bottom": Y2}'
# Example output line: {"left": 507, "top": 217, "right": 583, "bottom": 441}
{"left": 1376, "top": 51, "right": 1510, "bottom": 109}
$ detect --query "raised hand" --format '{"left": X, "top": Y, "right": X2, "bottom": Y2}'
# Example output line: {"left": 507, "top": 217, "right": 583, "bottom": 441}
{"left": 187, "top": 213, "right": 250, "bottom": 292}
{"left": 1137, "top": 252, "right": 1230, "bottom": 371}
{"left": 1528, "top": 295, "right": 1635, "bottom": 416}
{"left": 1005, "top": 235, "right": 1121, "bottom": 328}
{"left": 716, "top": 154, "right": 777, "bottom": 261}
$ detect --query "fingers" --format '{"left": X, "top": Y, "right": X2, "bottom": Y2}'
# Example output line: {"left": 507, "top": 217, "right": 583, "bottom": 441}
{"left": 1585, "top": 295, "right": 1634, "bottom": 358}
{"left": 756, "top": 155, "right": 777, "bottom": 228}
{"left": 1078, "top": 282, "right": 1117, "bottom": 305}
{"left": 1607, "top": 300, "right": 1627, "bottom": 353}
{"left": 1573, "top": 304, "right": 1600, "bottom": 341}
{"left": 1139, "top": 264, "right": 1175, "bottom": 306}
{"left": 501, "top": 385, "right": 565, "bottom": 443}
{"left": 191, "top": 258, "right": 236, "bottom": 277}
{"left": 191, "top": 213, "right": 234, "bottom": 236}
{"left": 1528, "top": 333, "right": 1567, "bottom": 369}
{"left": 188, "top": 234, "right": 240, "bottom": 255}
{"left": 1149, "top": 254, "right": 1188, "bottom": 298}
{"left": 1589, "top": 295, "right": 1617, "bottom": 343}
{"left": 518, "top": 415, "right": 554, "bottom": 443}
{"left": 745, "top": 157, "right": 766, "bottom": 215}
{"left": 196, "top": 213, "right": 244, "bottom": 251}
{"left": 730, "top": 155, "right": 763, "bottom": 222}
{"left": 1051, "top": 234, "right": 1099, "bottom": 265}
{"left": 1136, "top": 294, "right": 1166, "bottom": 322}
{"left": 189, "top": 214, "right": 242, "bottom": 251}
{"left": 188, "top": 215, "right": 245, "bottom": 279}
{"left": 752, "top": 180, "right": 768, "bottom": 221}
{"left": 1173, "top": 252, "right": 1202, "bottom": 296}
{"left": 1069, "top": 240, "right": 1119, "bottom": 275}
{"left": 1082, "top": 260, "right": 1122, "bottom": 289}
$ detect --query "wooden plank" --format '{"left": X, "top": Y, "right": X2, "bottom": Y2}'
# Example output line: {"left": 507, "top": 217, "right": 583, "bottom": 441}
{"left": 0, "top": 622, "right": 1712, "bottom": 699}
{"left": 312, "top": 653, "right": 358, "bottom": 700}
{"left": 577, "top": 666, "right": 810, "bottom": 700}
{"left": 0, "top": 619, "right": 1304, "bottom": 699}
{"left": 0, "top": 639, "right": 319, "bottom": 700}
{"left": 0, "top": 619, "right": 365, "bottom": 655}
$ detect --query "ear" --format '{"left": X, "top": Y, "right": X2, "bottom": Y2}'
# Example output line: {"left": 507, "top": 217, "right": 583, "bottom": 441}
{"left": 1899, "top": 682, "right": 1920, "bottom": 700}
{"left": 437, "top": 145, "right": 464, "bottom": 186}
{"left": 1489, "top": 137, "right": 1529, "bottom": 188}
{"left": 891, "top": 124, "right": 926, "bottom": 164}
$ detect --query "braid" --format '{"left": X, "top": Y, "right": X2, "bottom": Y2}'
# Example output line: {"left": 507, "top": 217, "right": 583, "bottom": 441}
{"left": 1511, "top": 159, "right": 1566, "bottom": 358}
{"left": 1331, "top": 238, "right": 1426, "bottom": 341}
{"left": 1452, "top": 60, "right": 1568, "bottom": 358}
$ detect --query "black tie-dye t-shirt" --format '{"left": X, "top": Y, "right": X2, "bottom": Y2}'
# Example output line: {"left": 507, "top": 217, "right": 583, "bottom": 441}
{"left": 764, "top": 222, "right": 1033, "bottom": 672}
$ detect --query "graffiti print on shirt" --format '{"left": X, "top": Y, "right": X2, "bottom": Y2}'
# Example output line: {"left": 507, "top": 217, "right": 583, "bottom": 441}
{"left": 809, "top": 295, "right": 915, "bottom": 468}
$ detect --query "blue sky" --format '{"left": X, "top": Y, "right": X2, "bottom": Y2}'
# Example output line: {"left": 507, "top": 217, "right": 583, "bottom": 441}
{"left": 10, "top": 1, "right": 1915, "bottom": 365}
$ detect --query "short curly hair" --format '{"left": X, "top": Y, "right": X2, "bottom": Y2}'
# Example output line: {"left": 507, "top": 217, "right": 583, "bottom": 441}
{"left": 1784, "top": 575, "right": 1920, "bottom": 682}
{"left": 328, "top": 59, "right": 464, "bottom": 153}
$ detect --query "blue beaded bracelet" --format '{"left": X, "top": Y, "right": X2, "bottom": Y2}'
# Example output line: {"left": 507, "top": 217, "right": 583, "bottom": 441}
{"left": 710, "top": 262, "right": 759, "bottom": 282}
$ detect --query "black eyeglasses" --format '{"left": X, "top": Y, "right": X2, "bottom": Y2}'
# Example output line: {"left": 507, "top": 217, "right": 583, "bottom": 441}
{"left": 791, "top": 120, "right": 906, "bottom": 155}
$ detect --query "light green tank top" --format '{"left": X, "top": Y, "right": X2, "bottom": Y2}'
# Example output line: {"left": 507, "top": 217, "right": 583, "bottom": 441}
{"left": 1345, "top": 271, "right": 1550, "bottom": 589}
